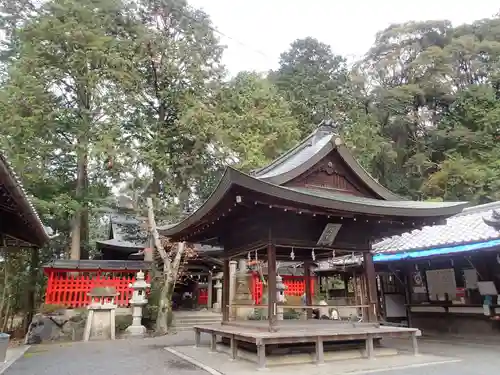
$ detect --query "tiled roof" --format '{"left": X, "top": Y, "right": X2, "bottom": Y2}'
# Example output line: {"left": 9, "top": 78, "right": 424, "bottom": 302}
{"left": 97, "top": 213, "right": 224, "bottom": 254}
{"left": 252, "top": 127, "right": 333, "bottom": 181}
{"left": 373, "top": 202, "right": 500, "bottom": 254}
{"left": 43, "top": 259, "right": 152, "bottom": 270}
{"left": 96, "top": 213, "right": 147, "bottom": 251}
{"left": 0, "top": 151, "right": 50, "bottom": 245}
{"left": 315, "top": 202, "right": 500, "bottom": 270}
{"left": 316, "top": 255, "right": 362, "bottom": 271}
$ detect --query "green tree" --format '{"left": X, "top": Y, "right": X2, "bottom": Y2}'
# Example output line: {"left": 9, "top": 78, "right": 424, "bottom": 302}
{"left": 0, "top": 0, "right": 135, "bottom": 259}
{"left": 124, "top": 0, "right": 225, "bottom": 215}
{"left": 270, "top": 37, "right": 350, "bottom": 135}
{"left": 423, "top": 85, "right": 500, "bottom": 202}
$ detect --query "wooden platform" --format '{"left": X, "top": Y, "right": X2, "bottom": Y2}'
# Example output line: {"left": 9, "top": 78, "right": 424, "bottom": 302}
{"left": 194, "top": 320, "right": 421, "bottom": 368}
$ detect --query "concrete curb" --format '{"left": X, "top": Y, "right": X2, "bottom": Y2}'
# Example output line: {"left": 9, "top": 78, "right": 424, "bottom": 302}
{"left": 165, "top": 347, "right": 223, "bottom": 375}
{"left": 0, "top": 346, "right": 31, "bottom": 375}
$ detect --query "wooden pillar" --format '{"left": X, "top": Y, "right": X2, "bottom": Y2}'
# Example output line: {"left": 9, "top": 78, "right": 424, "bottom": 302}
{"left": 23, "top": 248, "right": 40, "bottom": 333}
{"left": 343, "top": 272, "right": 349, "bottom": 299}
{"left": 304, "top": 260, "right": 313, "bottom": 319}
{"left": 222, "top": 259, "right": 230, "bottom": 323}
{"left": 403, "top": 265, "right": 413, "bottom": 327}
{"left": 267, "top": 243, "right": 277, "bottom": 332}
{"left": 363, "top": 252, "right": 378, "bottom": 322}
{"left": 207, "top": 272, "right": 213, "bottom": 310}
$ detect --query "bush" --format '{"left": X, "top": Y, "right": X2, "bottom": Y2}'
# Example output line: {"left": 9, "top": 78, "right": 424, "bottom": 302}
{"left": 247, "top": 309, "right": 264, "bottom": 320}
{"left": 115, "top": 315, "right": 133, "bottom": 332}
{"left": 39, "top": 304, "right": 67, "bottom": 315}
{"left": 283, "top": 309, "right": 301, "bottom": 320}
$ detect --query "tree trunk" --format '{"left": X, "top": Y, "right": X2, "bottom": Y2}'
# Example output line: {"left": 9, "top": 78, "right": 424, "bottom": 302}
{"left": 23, "top": 248, "right": 39, "bottom": 333}
{"left": 146, "top": 197, "right": 186, "bottom": 335}
{"left": 0, "top": 250, "right": 8, "bottom": 323}
{"left": 155, "top": 276, "right": 174, "bottom": 335}
{"left": 70, "top": 142, "right": 88, "bottom": 260}
{"left": 2, "top": 300, "right": 11, "bottom": 332}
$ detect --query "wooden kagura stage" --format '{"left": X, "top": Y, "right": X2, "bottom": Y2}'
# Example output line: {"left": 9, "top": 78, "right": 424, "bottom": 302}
{"left": 159, "top": 120, "right": 467, "bottom": 368}
{"left": 193, "top": 320, "right": 420, "bottom": 368}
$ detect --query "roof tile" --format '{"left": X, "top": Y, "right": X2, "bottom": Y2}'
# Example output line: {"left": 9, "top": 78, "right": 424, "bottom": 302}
{"left": 374, "top": 202, "right": 500, "bottom": 254}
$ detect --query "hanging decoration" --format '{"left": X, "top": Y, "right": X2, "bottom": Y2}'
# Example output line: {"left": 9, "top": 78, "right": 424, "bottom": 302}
{"left": 290, "top": 248, "right": 295, "bottom": 260}
{"left": 332, "top": 249, "right": 336, "bottom": 258}
{"left": 255, "top": 248, "right": 258, "bottom": 261}
{"left": 311, "top": 249, "right": 316, "bottom": 261}
{"left": 247, "top": 252, "right": 251, "bottom": 261}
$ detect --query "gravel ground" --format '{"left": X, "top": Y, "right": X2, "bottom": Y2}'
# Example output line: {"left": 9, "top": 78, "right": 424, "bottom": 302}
{"left": 3, "top": 332, "right": 209, "bottom": 375}
{"left": 4, "top": 331, "right": 500, "bottom": 375}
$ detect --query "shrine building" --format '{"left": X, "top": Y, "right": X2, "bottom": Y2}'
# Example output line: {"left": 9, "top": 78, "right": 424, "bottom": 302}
{"left": 316, "top": 201, "right": 500, "bottom": 336}
{"left": 158, "top": 120, "right": 468, "bottom": 368}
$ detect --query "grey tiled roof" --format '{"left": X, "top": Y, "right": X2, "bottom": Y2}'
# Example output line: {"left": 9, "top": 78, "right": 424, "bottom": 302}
{"left": 97, "top": 213, "right": 224, "bottom": 253}
{"left": 0, "top": 151, "right": 49, "bottom": 244}
{"left": 373, "top": 202, "right": 500, "bottom": 254}
{"left": 315, "top": 202, "right": 500, "bottom": 270}
{"left": 43, "top": 259, "right": 152, "bottom": 270}
{"left": 316, "top": 255, "right": 362, "bottom": 271}
{"left": 287, "top": 186, "right": 464, "bottom": 210}
{"left": 96, "top": 213, "right": 147, "bottom": 250}
{"left": 252, "top": 128, "right": 333, "bottom": 181}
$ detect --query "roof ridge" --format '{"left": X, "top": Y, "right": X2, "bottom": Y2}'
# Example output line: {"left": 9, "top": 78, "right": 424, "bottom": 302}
{"left": 0, "top": 151, "right": 49, "bottom": 244}
{"left": 251, "top": 120, "right": 338, "bottom": 176}
{"left": 456, "top": 201, "right": 500, "bottom": 216}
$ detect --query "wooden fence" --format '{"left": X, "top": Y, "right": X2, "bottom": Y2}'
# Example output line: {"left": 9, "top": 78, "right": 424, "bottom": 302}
{"left": 44, "top": 269, "right": 150, "bottom": 308}
{"left": 251, "top": 273, "right": 315, "bottom": 304}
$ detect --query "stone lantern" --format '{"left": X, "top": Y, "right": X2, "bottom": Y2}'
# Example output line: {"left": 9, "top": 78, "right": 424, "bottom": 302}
{"left": 276, "top": 275, "right": 287, "bottom": 320}
{"left": 125, "top": 270, "right": 151, "bottom": 337}
{"left": 213, "top": 279, "right": 223, "bottom": 312}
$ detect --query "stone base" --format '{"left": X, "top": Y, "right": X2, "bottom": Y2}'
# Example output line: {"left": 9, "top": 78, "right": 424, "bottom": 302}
{"left": 167, "top": 345, "right": 456, "bottom": 375}
{"left": 84, "top": 306, "right": 116, "bottom": 341}
{"left": 213, "top": 303, "right": 221, "bottom": 313}
{"left": 232, "top": 299, "right": 255, "bottom": 320}
{"left": 124, "top": 324, "right": 147, "bottom": 337}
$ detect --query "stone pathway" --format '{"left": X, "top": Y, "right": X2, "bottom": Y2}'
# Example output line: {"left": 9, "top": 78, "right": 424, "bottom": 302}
{"left": 0, "top": 346, "right": 31, "bottom": 375}
{"left": 3, "top": 331, "right": 500, "bottom": 375}
{"left": 2, "top": 332, "right": 209, "bottom": 375}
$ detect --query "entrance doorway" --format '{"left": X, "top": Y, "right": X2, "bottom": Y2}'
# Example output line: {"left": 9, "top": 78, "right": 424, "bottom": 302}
{"left": 173, "top": 277, "right": 198, "bottom": 310}
{"left": 377, "top": 272, "right": 408, "bottom": 324}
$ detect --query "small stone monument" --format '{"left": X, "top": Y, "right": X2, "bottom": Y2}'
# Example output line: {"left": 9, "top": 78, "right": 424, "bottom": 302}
{"left": 125, "top": 270, "right": 151, "bottom": 337}
{"left": 83, "top": 286, "right": 119, "bottom": 341}
{"left": 276, "top": 275, "right": 287, "bottom": 320}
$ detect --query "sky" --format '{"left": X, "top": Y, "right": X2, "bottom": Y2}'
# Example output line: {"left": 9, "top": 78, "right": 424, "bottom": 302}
{"left": 188, "top": 0, "right": 500, "bottom": 76}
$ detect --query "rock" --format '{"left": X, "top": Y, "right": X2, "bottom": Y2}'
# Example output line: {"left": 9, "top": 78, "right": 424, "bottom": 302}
{"left": 25, "top": 311, "right": 87, "bottom": 344}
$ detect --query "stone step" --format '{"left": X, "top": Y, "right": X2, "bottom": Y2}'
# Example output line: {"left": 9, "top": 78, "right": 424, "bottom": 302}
{"left": 175, "top": 326, "right": 200, "bottom": 332}
{"left": 175, "top": 319, "right": 222, "bottom": 326}
{"left": 174, "top": 316, "right": 222, "bottom": 322}
{"left": 176, "top": 321, "right": 221, "bottom": 328}
{"left": 174, "top": 320, "right": 221, "bottom": 331}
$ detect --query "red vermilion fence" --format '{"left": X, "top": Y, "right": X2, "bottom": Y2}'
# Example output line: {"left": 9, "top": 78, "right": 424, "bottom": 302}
{"left": 198, "top": 289, "right": 208, "bottom": 305}
{"left": 44, "top": 268, "right": 151, "bottom": 308}
{"left": 44, "top": 268, "right": 314, "bottom": 308}
{"left": 251, "top": 273, "right": 315, "bottom": 304}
